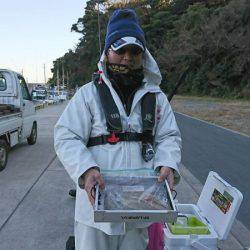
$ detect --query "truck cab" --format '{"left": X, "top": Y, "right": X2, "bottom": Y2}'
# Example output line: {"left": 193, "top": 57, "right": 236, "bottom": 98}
{"left": 0, "top": 69, "right": 37, "bottom": 170}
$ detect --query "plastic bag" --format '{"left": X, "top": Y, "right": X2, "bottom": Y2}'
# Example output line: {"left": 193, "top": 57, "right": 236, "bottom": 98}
{"left": 101, "top": 174, "right": 171, "bottom": 211}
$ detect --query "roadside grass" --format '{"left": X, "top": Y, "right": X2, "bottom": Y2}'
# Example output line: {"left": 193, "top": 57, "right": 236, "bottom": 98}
{"left": 171, "top": 95, "right": 250, "bottom": 136}
{"left": 173, "top": 95, "right": 250, "bottom": 104}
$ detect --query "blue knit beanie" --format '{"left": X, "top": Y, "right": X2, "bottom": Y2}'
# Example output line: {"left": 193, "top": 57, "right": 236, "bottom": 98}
{"left": 104, "top": 9, "right": 146, "bottom": 54}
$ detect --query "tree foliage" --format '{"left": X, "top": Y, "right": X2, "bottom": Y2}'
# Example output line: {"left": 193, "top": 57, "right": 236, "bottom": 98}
{"left": 50, "top": 0, "right": 250, "bottom": 99}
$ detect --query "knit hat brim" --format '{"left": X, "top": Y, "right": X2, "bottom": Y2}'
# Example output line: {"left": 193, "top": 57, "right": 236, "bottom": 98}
{"left": 111, "top": 37, "right": 145, "bottom": 52}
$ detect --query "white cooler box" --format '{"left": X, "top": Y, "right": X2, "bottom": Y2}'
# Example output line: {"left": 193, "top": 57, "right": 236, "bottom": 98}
{"left": 164, "top": 171, "right": 243, "bottom": 250}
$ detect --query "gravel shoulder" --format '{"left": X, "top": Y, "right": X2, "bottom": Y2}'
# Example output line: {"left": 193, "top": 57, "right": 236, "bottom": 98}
{"left": 171, "top": 95, "right": 250, "bottom": 136}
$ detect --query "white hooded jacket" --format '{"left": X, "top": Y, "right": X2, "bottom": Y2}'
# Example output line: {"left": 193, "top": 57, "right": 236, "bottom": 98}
{"left": 54, "top": 49, "right": 182, "bottom": 235}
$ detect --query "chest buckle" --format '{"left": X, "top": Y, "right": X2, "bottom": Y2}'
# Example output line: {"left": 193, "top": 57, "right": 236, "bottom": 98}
{"left": 107, "top": 132, "right": 120, "bottom": 144}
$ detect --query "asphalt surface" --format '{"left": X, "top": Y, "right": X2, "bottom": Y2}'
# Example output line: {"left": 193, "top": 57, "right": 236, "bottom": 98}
{"left": 0, "top": 102, "right": 75, "bottom": 250}
{"left": 0, "top": 102, "right": 249, "bottom": 249}
{"left": 175, "top": 112, "right": 250, "bottom": 230}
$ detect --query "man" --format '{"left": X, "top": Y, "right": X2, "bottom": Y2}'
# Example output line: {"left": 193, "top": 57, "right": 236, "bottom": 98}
{"left": 54, "top": 9, "right": 181, "bottom": 250}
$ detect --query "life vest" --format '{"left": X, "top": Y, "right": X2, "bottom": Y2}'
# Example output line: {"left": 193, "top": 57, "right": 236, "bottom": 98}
{"left": 87, "top": 72, "right": 156, "bottom": 162}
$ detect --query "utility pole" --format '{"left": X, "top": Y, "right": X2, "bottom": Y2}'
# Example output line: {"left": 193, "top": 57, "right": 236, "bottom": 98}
{"left": 43, "top": 64, "right": 46, "bottom": 85}
{"left": 36, "top": 65, "right": 38, "bottom": 84}
{"left": 97, "top": 0, "right": 102, "bottom": 57}
{"left": 66, "top": 70, "right": 69, "bottom": 89}
{"left": 62, "top": 61, "right": 65, "bottom": 89}
{"left": 56, "top": 62, "right": 60, "bottom": 92}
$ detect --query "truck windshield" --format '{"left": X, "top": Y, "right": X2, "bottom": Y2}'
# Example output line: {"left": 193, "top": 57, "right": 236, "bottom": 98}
{"left": 18, "top": 75, "right": 31, "bottom": 101}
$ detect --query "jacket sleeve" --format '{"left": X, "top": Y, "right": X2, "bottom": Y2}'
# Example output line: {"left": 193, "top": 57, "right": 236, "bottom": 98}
{"left": 154, "top": 93, "right": 182, "bottom": 184}
{"left": 54, "top": 87, "right": 98, "bottom": 187}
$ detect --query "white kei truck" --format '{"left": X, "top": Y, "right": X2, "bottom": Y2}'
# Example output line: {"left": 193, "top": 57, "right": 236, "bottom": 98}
{"left": 0, "top": 69, "right": 37, "bottom": 171}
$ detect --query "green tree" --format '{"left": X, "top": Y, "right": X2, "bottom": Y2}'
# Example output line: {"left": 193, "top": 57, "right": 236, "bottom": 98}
{"left": 50, "top": 0, "right": 249, "bottom": 99}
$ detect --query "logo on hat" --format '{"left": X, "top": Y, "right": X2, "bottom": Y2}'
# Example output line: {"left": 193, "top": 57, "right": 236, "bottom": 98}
{"left": 111, "top": 36, "right": 145, "bottom": 52}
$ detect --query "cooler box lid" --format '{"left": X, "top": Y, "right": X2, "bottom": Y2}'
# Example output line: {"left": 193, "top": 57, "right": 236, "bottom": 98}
{"left": 197, "top": 171, "right": 243, "bottom": 240}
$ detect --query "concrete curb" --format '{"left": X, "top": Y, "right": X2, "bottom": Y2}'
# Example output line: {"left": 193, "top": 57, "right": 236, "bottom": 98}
{"left": 35, "top": 101, "right": 60, "bottom": 111}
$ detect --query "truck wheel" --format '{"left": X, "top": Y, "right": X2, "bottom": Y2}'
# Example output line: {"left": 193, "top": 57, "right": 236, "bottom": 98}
{"left": 27, "top": 123, "right": 37, "bottom": 145}
{"left": 0, "top": 140, "right": 8, "bottom": 171}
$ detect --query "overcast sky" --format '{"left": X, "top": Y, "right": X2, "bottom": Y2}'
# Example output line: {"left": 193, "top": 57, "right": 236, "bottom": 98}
{"left": 0, "top": 0, "right": 87, "bottom": 83}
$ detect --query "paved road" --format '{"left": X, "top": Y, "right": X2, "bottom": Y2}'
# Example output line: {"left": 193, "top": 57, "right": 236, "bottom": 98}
{"left": 0, "top": 102, "right": 249, "bottom": 249}
{"left": 175, "top": 112, "right": 250, "bottom": 230}
{"left": 0, "top": 102, "right": 75, "bottom": 250}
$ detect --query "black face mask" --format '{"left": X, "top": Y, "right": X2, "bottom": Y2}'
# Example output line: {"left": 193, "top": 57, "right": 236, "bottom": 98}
{"left": 107, "top": 63, "right": 144, "bottom": 87}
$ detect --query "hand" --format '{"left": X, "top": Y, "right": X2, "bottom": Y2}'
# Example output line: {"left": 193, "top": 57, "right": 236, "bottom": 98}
{"left": 83, "top": 168, "right": 105, "bottom": 205}
{"left": 158, "top": 166, "right": 174, "bottom": 190}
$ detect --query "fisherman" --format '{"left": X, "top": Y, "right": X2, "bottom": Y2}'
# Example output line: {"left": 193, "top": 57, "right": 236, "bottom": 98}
{"left": 54, "top": 8, "right": 182, "bottom": 250}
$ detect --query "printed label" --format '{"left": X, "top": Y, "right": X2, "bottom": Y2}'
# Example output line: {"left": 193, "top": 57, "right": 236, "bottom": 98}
{"left": 211, "top": 189, "right": 232, "bottom": 214}
{"left": 121, "top": 215, "right": 150, "bottom": 220}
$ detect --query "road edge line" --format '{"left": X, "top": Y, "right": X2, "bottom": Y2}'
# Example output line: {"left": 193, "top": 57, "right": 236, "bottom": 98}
{"left": 175, "top": 111, "right": 250, "bottom": 138}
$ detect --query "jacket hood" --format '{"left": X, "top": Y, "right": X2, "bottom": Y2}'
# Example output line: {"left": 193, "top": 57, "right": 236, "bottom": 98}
{"left": 98, "top": 49, "right": 162, "bottom": 88}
